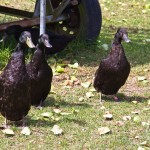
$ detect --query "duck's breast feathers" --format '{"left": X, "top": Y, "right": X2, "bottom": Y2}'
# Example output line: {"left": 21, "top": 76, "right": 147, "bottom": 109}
{"left": 28, "top": 49, "right": 46, "bottom": 68}
{"left": 0, "top": 77, "right": 3, "bottom": 99}
{"left": 95, "top": 56, "right": 130, "bottom": 82}
{"left": 97, "top": 59, "right": 117, "bottom": 73}
{"left": 110, "top": 43, "right": 123, "bottom": 54}
{"left": 1, "top": 52, "right": 26, "bottom": 83}
{"left": 9, "top": 51, "right": 25, "bottom": 66}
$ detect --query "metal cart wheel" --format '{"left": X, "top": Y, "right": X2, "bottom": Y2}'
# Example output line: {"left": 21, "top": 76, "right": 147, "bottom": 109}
{"left": 46, "top": 0, "right": 102, "bottom": 40}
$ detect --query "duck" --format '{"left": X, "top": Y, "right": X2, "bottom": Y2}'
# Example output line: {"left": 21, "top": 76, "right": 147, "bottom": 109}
{"left": 26, "top": 34, "right": 53, "bottom": 108}
{"left": 1, "top": 25, "right": 75, "bottom": 55}
{"left": 94, "top": 28, "right": 131, "bottom": 103}
{"left": 0, "top": 31, "right": 35, "bottom": 127}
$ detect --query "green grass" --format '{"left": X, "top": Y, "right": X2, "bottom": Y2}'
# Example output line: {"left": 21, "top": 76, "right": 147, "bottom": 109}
{"left": 0, "top": 0, "right": 150, "bottom": 149}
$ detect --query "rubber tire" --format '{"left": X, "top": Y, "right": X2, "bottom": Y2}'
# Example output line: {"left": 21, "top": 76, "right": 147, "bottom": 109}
{"left": 77, "top": 0, "right": 102, "bottom": 40}
{"left": 49, "top": 0, "right": 102, "bottom": 40}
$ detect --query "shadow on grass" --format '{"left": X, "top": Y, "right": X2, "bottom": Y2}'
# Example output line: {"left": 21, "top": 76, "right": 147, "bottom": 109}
{"left": 23, "top": 97, "right": 89, "bottom": 127}
{"left": 27, "top": 117, "right": 87, "bottom": 130}
{"left": 55, "top": 26, "right": 150, "bottom": 68}
{"left": 0, "top": 117, "right": 55, "bottom": 130}
{"left": 26, "top": 117, "right": 56, "bottom": 128}
{"left": 103, "top": 92, "right": 150, "bottom": 103}
{"left": 44, "top": 96, "right": 91, "bottom": 108}
{"left": 63, "top": 118, "right": 87, "bottom": 126}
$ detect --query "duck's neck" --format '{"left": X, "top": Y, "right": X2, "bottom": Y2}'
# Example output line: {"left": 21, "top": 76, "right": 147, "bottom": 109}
{"left": 32, "top": 44, "right": 45, "bottom": 61}
{"left": 37, "top": 44, "right": 45, "bottom": 55}
{"left": 15, "top": 43, "right": 26, "bottom": 52}
{"left": 8, "top": 42, "right": 26, "bottom": 69}
{"left": 113, "top": 37, "right": 122, "bottom": 45}
{"left": 109, "top": 39, "right": 126, "bottom": 62}
{"left": 110, "top": 36, "right": 124, "bottom": 56}
{"left": 31, "top": 44, "right": 46, "bottom": 66}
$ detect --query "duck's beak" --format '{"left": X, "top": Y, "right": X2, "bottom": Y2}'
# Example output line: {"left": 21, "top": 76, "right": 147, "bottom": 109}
{"left": 123, "top": 34, "right": 131, "bottom": 43}
{"left": 0, "top": 33, "right": 8, "bottom": 43}
{"left": 26, "top": 37, "right": 35, "bottom": 48}
{"left": 44, "top": 39, "right": 52, "bottom": 48}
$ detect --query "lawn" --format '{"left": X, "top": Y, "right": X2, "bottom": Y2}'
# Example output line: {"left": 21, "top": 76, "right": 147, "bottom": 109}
{"left": 0, "top": 0, "right": 150, "bottom": 150}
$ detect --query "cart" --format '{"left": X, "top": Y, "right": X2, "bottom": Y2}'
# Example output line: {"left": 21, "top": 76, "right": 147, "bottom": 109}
{"left": 0, "top": 0, "right": 102, "bottom": 40}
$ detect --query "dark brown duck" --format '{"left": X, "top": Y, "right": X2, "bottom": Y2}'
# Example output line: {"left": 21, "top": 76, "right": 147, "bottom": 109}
{"left": 94, "top": 28, "right": 131, "bottom": 102}
{"left": 26, "top": 34, "right": 53, "bottom": 107}
{"left": 0, "top": 31, "right": 35, "bottom": 127}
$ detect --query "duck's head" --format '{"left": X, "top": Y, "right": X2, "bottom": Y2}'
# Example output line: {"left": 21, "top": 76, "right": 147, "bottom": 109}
{"left": 38, "top": 34, "right": 52, "bottom": 48}
{"left": 19, "top": 31, "right": 35, "bottom": 48}
{"left": 115, "top": 28, "right": 130, "bottom": 43}
{"left": 0, "top": 25, "right": 23, "bottom": 42}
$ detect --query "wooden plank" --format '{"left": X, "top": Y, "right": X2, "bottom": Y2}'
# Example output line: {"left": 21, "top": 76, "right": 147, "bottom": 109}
{"left": 0, "top": 5, "right": 33, "bottom": 18}
{"left": 0, "top": 18, "right": 39, "bottom": 31}
{"left": 0, "top": 14, "right": 69, "bottom": 31}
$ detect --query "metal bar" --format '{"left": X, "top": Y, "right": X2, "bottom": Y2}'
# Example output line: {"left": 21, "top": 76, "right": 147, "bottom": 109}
{"left": 33, "top": 0, "right": 40, "bottom": 17}
{"left": 40, "top": 0, "right": 46, "bottom": 35}
{"left": 47, "top": 0, "right": 54, "bottom": 14}
{"left": 0, "top": 14, "right": 69, "bottom": 31}
{"left": 51, "top": 0, "right": 70, "bottom": 21}
{"left": 0, "top": 5, "right": 33, "bottom": 18}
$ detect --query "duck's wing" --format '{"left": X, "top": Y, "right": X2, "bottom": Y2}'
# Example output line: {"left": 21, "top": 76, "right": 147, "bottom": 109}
{"left": 0, "top": 76, "right": 3, "bottom": 109}
{"left": 0, "top": 76, "right": 2, "bottom": 91}
{"left": 115, "top": 46, "right": 131, "bottom": 86}
{"left": 94, "top": 59, "right": 110, "bottom": 90}
{"left": 117, "top": 61, "right": 131, "bottom": 86}
{"left": 94, "top": 57, "right": 120, "bottom": 89}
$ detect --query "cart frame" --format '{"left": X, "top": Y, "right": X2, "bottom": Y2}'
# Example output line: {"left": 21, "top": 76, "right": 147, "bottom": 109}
{"left": 0, "top": 0, "right": 102, "bottom": 40}
{"left": 0, "top": 0, "right": 78, "bottom": 34}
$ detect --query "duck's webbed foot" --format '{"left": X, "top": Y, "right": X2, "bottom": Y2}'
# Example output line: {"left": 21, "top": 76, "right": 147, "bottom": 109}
{"left": 113, "top": 95, "right": 119, "bottom": 102}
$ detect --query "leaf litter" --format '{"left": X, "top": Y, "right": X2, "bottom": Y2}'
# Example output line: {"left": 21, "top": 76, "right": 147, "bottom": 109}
{"left": 51, "top": 125, "right": 63, "bottom": 135}
{"left": 81, "top": 81, "right": 91, "bottom": 88}
{"left": 21, "top": 127, "right": 31, "bottom": 136}
{"left": 2, "top": 128, "right": 14, "bottom": 136}
{"left": 98, "top": 127, "right": 111, "bottom": 135}
{"left": 41, "top": 112, "right": 53, "bottom": 118}
{"left": 103, "top": 113, "right": 113, "bottom": 120}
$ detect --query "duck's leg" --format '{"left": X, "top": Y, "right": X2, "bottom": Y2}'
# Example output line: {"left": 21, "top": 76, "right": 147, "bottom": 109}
{"left": 113, "top": 94, "right": 119, "bottom": 101}
{"left": 99, "top": 92, "right": 103, "bottom": 104}
{"left": 4, "top": 117, "right": 8, "bottom": 128}
{"left": 4, "top": 112, "right": 10, "bottom": 128}
{"left": 22, "top": 116, "right": 26, "bottom": 127}
{"left": 37, "top": 100, "right": 43, "bottom": 110}
{"left": 0, "top": 118, "right": 8, "bottom": 129}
